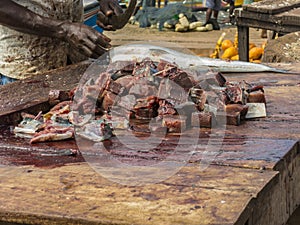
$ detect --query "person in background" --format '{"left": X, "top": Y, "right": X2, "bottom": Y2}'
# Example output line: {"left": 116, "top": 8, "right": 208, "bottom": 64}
{"left": 0, "top": 0, "right": 125, "bottom": 85}
{"left": 157, "top": 0, "right": 168, "bottom": 8}
{"left": 260, "top": 29, "right": 268, "bottom": 38}
{"left": 224, "top": 0, "right": 235, "bottom": 24}
{"left": 203, "top": 0, "right": 221, "bottom": 30}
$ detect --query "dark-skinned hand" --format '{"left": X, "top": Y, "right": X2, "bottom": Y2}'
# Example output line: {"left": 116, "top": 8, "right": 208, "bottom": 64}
{"left": 60, "top": 21, "right": 111, "bottom": 58}
{"left": 97, "top": 0, "right": 124, "bottom": 31}
{"left": 0, "top": 0, "right": 112, "bottom": 59}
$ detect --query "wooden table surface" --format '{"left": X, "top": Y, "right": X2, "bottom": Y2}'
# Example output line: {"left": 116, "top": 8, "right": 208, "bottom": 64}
{"left": 235, "top": 0, "right": 300, "bottom": 61}
{"left": 0, "top": 62, "right": 299, "bottom": 225}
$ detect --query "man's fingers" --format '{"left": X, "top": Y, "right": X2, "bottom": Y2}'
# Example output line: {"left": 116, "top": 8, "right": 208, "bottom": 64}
{"left": 85, "top": 25, "right": 111, "bottom": 48}
{"left": 79, "top": 30, "right": 111, "bottom": 58}
{"left": 94, "top": 33, "right": 111, "bottom": 47}
{"left": 96, "top": 20, "right": 115, "bottom": 31}
{"left": 109, "top": 2, "right": 123, "bottom": 16}
{"left": 77, "top": 45, "right": 94, "bottom": 58}
{"left": 105, "top": 10, "right": 114, "bottom": 17}
{"left": 90, "top": 44, "right": 108, "bottom": 59}
{"left": 98, "top": 2, "right": 111, "bottom": 15}
{"left": 97, "top": 11, "right": 109, "bottom": 26}
{"left": 99, "top": 0, "right": 123, "bottom": 16}
{"left": 96, "top": 20, "right": 106, "bottom": 29}
{"left": 97, "top": 11, "right": 116, "bottom": 30}
{"left": 97, "top": 0, "right": 136, "bottom": 30}
{"left": 93, "top": 36, "right": 111, "bottom": 50}
{"left": 82, "top": 38, "right": 109, "bottom": 59}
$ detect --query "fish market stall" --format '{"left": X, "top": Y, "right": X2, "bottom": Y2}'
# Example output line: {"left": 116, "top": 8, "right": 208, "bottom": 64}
{"left": 0, "top": 44, "right": 299, "bottom": 225}
{"left": 235, "top": 0, "right": 300, "bottom": 61}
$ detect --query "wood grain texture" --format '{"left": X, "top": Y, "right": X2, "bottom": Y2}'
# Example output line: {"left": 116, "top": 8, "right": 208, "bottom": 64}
{"left": 0, "top": 62, "right": 91, "bottom": 125}
{"left": 0, "top": 64, "right": 299, "bottom": 225}
{"left": 242, "top": 0, "right": 300, "bottom": 14}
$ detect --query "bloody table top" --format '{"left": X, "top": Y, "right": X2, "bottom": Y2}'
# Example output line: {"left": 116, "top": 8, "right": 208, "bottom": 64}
{"left": 0, "top": 62, "right": 299, "bottom": 225}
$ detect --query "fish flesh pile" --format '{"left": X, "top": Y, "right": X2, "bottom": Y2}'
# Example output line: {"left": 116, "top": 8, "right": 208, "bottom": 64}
{"left": 14, "top": 56, "right": 266, "bottom": 143}
{"left": 14, "top": 102, "right": 115, "bottom": 144}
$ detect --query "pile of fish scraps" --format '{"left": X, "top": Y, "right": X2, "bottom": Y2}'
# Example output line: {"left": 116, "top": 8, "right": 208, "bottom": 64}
{"left": 13, "top": 57, "right": 267, "bottom": 144}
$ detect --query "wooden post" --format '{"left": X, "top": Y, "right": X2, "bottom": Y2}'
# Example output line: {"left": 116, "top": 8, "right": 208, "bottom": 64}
{"left": 237, "top": 25, "right": 249, "bottom": 62}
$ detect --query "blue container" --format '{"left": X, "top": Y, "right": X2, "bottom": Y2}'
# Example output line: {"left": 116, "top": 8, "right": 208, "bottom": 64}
{"left": 84, "top": 14, "right": 103, "bottom": 33}
{"left": 83, "top": 0, "right": 103, "bottom": 33}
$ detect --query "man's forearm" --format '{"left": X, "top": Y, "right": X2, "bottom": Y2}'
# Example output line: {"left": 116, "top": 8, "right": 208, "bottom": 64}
{"left": 0, "top": 0, "right": 67, "bottom": 40}
{"left": 0, "top": 0, "right": 112, "bottom": 59}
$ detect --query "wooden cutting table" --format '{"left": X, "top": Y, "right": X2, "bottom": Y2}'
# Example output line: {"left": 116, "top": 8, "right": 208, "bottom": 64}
{"left": 0, "top": 62, "right": 299, "bottom": 225}
{"left": 235, "top": 0, "right": 300, "bottom": 61}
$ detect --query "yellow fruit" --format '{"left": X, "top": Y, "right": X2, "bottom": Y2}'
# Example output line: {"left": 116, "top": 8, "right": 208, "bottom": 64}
{"left": 221, "top": 46, "right": 238, "bottom": 60}
{"left": 234, "top": 33, "right": 238, "bottom": 47}
{"left": 261, "top": 41, "right": 267, "bottom": 50}
{"left": 251, "top": 59, "right": 261, "bottom": 63}
{"left": 249, "top": 47, "right": 263, "bottom": 60}
{"left": 221, "top": 39, "right": 234, "bottom": 51}
{"left": 249, "top": 43, "right": 256, "bottom": 49}
{"left": 231, "top": 55, "right": 239, "bottom": 60}
{"left": 210, "top": 51, "right": 218, "bottom": 58}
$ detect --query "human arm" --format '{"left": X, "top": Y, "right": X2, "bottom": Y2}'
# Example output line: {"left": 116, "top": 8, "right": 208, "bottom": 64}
{"left": 0, "top": 0, "right": 111, "bottom": 58}
{"left": 97, "top": 0, "right": 137, "bottom": 31}
{"left": 98, "top": 0, "right": 124, "bottom": 17}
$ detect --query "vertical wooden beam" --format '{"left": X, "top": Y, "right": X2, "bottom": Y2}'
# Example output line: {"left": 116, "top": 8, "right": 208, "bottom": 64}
{"left": 238, "top": 25, "right": 249, "bottom": 62}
